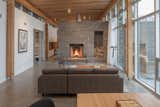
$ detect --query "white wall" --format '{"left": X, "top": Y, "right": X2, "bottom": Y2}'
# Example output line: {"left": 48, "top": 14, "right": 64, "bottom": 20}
{"left": 14, "top": 8, "right": 45, "bottom": 76}
{"left": 48, "top": 24, "right": 58, "bottom": 42}
{"left": 0, "top": 5, "right": 57, "bottom": 81}
{"left": 0, "top": 0, "right": 7, "bottom": 83}
{"left": 48, "top": 24, "right": 58, "bottom": 57}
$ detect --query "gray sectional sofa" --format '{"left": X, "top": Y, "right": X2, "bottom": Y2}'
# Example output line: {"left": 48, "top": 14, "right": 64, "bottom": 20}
{"left": 38, "top": 66, "right": 123, "bottom": 95}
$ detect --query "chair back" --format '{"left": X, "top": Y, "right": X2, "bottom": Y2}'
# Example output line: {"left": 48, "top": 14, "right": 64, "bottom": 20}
{"left": 30, "top": 98, "right": 55, "bottom": 107}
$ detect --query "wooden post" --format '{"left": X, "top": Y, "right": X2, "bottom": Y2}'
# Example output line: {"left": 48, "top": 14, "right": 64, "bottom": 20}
{"left": 107, "top": 21, "right": 111, "bottom": 64}
{"left": 6, "top": 0, "right": 15, "bottom": 78}
{"left": 45, "top": 23, "right": 49, "bottom": 60}
{"left": 126, "top": 0, "right": 134, "bottom": 79}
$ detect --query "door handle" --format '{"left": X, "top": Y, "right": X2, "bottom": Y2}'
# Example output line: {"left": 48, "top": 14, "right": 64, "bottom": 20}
{"left": 155, "top": 57, "right": 160, "bottom": 80}
{"left": 110, "top": 46, "right": 117, "bottom": 57}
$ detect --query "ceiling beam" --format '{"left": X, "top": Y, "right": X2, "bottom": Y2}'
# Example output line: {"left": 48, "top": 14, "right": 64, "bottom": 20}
{"left": 15, "top": 0, "right": 57, "bottom": 26}
{"left": 98, "top": 0, "right": 117, "bottom": 20}
{"left": 31, "top": 0, "right": 110, "bottom": 5}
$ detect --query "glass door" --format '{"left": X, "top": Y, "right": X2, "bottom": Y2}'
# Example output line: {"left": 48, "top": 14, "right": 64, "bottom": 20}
{"left": 134, "top": 0, "right": 160, "bottom": 95}
{"left": 110, "top": 18, "right": 118, "bottom": 65}
{"left": 136, "top": 15, "right": 156, "bottom": 89}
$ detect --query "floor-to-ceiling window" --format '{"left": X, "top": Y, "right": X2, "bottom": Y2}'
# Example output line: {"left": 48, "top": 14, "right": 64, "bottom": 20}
{"left": 107, "top": 0, "right": 126, "bottom": 70}
{"left": 137, "top": 15, "right": 156, "bottom": 88}
{"left": 134, "top": 0, "right": 160, "bottom": 94}
{"left": 117, "top": 0, "right": 126, "bottom": 70}
{"left": 155, "top": 0, "right": 160, "bottom": 95}
{"left": 110, "top": 6, "right": 118, "bottom": 66}
{"left": 108, "top": 0, "right": 160, "bottom": 95}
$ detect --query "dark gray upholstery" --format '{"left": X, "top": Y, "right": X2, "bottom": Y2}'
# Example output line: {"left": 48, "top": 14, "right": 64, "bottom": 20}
{"left": 38, "top": 75, "right": 67, "bottom": 94}
{"left": 42, "top": 68, "right": 66, "bottom": 74}
{"left": 30, "top": 98, "right": 55, "bottom": 107}
{"left": 38, "top": 66, "right": 123, "bottom": 94}
{"left": 68, "top": 74, "right": 123, "bottom": 94}
{"left": 94, "top": 67, "right": 118, "bottom": 74}
{"left": 67, "top": 68, "right": 94, "bottom": 74}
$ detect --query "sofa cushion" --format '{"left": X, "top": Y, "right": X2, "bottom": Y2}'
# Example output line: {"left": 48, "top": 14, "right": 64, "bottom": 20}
{"left": 42, "top": 65, "right": 119, "bottom": 75}
{"left": 68, "top": 67, "right": 118, "bottom": 74}
{"left": 68, "top": 68, "right": 94, "bottom": 74}
{"left": 94, "top": 67, "right": 119, "bottom": 74}
{"left": 42, "top": 68, "right": 66, "bottom": 74}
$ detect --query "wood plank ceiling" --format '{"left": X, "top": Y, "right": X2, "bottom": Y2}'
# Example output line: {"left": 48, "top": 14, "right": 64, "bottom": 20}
{"left": 27, "top": 0, "right": 112, "bottom": 22}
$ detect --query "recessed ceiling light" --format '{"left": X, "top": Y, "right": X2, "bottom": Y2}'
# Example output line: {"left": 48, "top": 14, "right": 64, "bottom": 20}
{"left": 67, "top": 8, "right": 71, "bottom": 14}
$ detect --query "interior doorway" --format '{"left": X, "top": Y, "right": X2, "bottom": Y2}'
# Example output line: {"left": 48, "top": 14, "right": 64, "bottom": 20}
{"left": 33, "top": 29, "right": 45, "bottom": 64}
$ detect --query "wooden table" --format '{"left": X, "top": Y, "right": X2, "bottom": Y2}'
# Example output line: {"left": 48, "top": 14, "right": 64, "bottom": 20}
{"left": 77, "top": 93, "right": 160, "bottom": 107}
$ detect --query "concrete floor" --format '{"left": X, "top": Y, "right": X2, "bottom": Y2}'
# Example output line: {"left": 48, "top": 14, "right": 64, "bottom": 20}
{"left": 0, "top": 61, "right": 151, "bottom": 107}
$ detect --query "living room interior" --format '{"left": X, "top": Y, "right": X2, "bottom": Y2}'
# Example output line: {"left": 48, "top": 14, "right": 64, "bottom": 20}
{"left": 0, "top": 0, "right": 160, "bottom": 107}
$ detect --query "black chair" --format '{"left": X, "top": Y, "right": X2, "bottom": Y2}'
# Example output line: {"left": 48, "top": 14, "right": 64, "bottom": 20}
{"left": 30, "top": 98, "right": 55, "bottom": 107}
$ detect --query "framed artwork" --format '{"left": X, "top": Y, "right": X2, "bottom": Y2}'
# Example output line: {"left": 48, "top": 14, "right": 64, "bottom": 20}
{"left": 18, "top": 29, "right": 28, "bottom": 53}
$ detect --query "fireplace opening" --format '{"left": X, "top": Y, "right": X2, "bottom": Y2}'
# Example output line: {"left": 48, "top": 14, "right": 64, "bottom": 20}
{"left": 70, "top": 44, "right": 83, "bottom": 58}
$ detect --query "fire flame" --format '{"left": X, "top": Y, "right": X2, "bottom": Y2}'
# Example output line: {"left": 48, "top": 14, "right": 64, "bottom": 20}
{"left": 73, "top": 49, "right": 80, "bottom": 57}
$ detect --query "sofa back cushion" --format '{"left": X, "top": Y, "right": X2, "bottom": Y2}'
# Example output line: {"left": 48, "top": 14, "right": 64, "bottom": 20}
{"left": 42, "top": 68, "right": 66, "bottom": 74}
{"left": 94, "top": 67, "right": 118, "bottom": 74}
{"left": 68, "top": 68, "right": 118, "bottom": 74}
{"left": 68, "top": 68, "right": 94, "bottom": 74}
{"left": 42, "top": 65, "right": 119, "bottom": 75}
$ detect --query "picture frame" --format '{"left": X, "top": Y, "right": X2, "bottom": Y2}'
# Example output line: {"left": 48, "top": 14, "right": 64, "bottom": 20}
{"left": 18, "top": 29, "right": 28, "bottom": 53}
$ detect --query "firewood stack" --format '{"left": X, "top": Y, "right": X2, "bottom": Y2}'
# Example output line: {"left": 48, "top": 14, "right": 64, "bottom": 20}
{"left": 94, "top": 47, "right": 104, "bottom": 58}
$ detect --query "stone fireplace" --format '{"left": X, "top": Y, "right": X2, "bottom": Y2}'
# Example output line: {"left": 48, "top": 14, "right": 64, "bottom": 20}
{"left": 58, "top": 21, "right": 108, "bottom": 61}
{"left": 70, "top": 44, "right": 83, "bottom": 58}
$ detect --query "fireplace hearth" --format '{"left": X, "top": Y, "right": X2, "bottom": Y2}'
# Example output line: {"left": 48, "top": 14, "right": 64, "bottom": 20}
{"left": 70, "top": 44, "right": 84, "bottom": 58}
